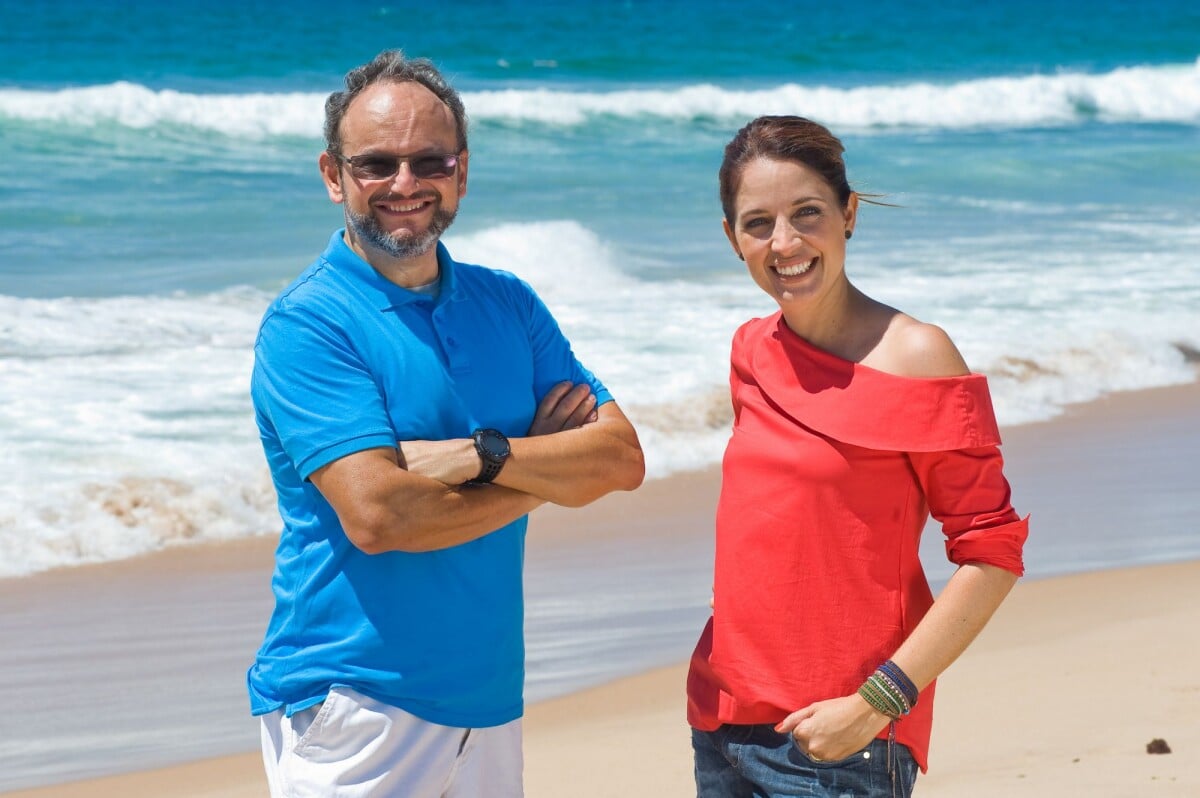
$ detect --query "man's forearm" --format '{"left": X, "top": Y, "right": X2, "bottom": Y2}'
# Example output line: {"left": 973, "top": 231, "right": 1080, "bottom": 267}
{"left": 399, "top": 402, "right": 645, "bottom": 508}
{"left": 494, "top": 410, "right": 644, "bottom": 506}
{"left": 312, "top": 447, "right": 544, "bottom": 555}
{"left": 376, "top": 475, "right": 545, "bottom": 553}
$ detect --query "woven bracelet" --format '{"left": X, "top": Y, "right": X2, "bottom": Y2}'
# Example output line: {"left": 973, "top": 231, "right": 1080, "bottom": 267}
{"left": 857, "top": 681, "right": 900, "bottom": 720}
{"left": 857, "top": 675, "right": 904, "bottom": 720}
{"left": 872, "top": 671, "right": 912, "bottom": 715}
{"left": 871, "top": 673, "right": 908, "bottom": 716}
{"left": 878, "top": 660, "right": 919, "bottom": 708}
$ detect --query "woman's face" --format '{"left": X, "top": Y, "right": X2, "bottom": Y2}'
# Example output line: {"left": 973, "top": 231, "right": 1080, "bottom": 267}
{"left": 724, "top": 156, "right": 856, "bottom": 310}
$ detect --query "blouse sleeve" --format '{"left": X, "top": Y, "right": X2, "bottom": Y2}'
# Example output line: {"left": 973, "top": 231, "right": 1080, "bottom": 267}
{"left": 733, "top": 312, "right": 1030, "bottom": 576}
{"left": 907, "top": 446, "right": 1029, "bottom": 576}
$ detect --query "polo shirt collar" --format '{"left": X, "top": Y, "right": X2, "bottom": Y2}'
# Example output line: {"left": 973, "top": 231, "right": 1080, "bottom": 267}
{"left": 321, "top": 229, "right": 465, "bottom": 310}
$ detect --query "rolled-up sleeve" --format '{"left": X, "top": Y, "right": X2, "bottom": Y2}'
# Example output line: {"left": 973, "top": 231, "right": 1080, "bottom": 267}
{"left": 908, "top": 446, "right": 1029, "bottom": 576}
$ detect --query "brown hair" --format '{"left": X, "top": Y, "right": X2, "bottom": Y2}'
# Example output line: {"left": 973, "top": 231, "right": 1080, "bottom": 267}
{"left": 718, "top": 116, "right": 854, "bottom": 226}
{"left": 324, "top": 50, "right": 468, "bottom": 156}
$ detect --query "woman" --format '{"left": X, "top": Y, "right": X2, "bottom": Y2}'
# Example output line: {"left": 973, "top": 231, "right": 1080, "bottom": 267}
{"left": 686, "top": 116, "right": 1029, "bottom": 798}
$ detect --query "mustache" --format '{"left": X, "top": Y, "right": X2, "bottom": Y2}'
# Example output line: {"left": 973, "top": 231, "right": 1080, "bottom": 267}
{"left": 371, "top": 191, "right": 440, "bottom": 203}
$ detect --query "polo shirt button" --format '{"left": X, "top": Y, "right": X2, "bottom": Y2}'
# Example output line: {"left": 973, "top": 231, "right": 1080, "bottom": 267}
{"left": 446, "top": 337, "right": 457, "bottom": 347}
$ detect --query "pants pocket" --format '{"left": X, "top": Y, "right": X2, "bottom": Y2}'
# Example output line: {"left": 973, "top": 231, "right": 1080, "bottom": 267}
{"left": 291, "top": 690, "right": 340, "bottom": 757}
{"left": 786, "top": 729, "right": 875, "bottom": 769}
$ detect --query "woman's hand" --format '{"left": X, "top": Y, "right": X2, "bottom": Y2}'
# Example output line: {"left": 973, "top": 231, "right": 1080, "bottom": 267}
{"left": 775, "top": 694, "right": 891, "bottom": 762}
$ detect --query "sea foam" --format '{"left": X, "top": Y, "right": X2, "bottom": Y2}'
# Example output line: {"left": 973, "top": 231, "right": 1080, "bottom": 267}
{"left": 2, "top": 60, "right": 1198, "bottom": 139}
{"left": 1, "top": 218, "right": 1196, "bottom": 577}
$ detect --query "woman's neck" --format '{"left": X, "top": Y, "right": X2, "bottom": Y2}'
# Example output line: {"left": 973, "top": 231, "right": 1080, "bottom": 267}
{"left": 780, "top": 283, "right": 893, "bottom": 364}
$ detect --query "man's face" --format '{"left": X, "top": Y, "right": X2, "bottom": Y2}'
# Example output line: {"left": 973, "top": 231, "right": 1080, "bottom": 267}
{"left": 320, "top": 81, "right": 468, "bottom": 264}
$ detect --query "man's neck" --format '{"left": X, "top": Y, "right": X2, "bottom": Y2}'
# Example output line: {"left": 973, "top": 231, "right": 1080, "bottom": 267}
{"left": 343, "top": 230, "right": 441, "bottom": 289}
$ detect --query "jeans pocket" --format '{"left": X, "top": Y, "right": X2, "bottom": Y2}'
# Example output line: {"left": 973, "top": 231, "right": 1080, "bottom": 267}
{"left": 786, "top": 730, "right": 874, "bottom": 769}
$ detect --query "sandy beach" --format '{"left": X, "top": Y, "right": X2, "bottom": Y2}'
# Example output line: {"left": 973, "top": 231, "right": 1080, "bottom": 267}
{"left": 3, "top": 379, "right": 1198, "bottom": 797}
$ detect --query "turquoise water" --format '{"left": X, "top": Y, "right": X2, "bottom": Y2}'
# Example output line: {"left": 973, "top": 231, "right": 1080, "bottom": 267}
{"left": 1, "top": 0, "right": 1199, "bottom": 788}
{"left": 2, "top": 0, "right": 1198, "bottom": 573}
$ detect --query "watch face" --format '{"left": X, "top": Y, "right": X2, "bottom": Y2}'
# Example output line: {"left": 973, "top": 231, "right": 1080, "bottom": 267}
{"left": 478, "top": 430, "right": 511, "bottom": 459}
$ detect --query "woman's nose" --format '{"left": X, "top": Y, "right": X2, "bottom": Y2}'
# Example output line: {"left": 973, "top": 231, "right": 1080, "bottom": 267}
{"left": 770, "top": 220, "right": 802, "bottom": 253}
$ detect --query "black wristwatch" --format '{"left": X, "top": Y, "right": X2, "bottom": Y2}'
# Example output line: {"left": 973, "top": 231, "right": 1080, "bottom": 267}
{"left": 469, "top": 428, "right": 511, "bottom": 484}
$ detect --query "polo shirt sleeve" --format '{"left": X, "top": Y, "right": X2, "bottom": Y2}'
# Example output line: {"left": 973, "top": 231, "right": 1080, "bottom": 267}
{"left": 252, "top": 307, "right": 397, "bottom": 480}
{"left": 908, "top": 446, "right": 1029, "bottom": 576}
{"left": 520, "top": 281, "right": 613, "bottom": 408}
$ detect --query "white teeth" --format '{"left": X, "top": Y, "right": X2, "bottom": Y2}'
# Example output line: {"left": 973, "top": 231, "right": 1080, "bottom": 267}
{"left": 775, "top": 259, "right": 813, "bottom": 277}
{"left": 383, "top": 202, "right": 424, "bottom": 212}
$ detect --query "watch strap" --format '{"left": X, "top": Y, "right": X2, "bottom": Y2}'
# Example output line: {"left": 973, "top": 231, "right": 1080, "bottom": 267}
{"left": 476, "top": 453, "right": 505, "bottom": 484}
{"left": 470, "top": 428, "right": 509, "bottom": 485}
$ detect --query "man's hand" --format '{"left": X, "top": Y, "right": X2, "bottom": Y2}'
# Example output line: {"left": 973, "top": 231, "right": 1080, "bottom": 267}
{"left": 528, "top": 381, "right": 598, "bottom": 436}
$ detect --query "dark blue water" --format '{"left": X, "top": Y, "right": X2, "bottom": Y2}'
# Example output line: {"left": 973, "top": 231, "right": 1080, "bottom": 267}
{"left": 6, "top": 0, "right": 1198, "bottom": 88}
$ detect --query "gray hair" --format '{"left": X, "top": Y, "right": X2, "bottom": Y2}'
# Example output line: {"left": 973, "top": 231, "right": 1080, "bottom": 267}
{"left": 323, "top": 50, "right": 468, "bottom": 154}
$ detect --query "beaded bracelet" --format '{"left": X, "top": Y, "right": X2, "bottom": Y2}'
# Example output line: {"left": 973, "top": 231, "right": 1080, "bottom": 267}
{"left": 878, "top": 660, "right": 919, "bottom": 708}
{"left": 873, "top": 672, "right": 911, "bottom": 712}
{"left": 856, "top": 660, "right": 920, "bottom": 720}
{"left": 857, "top": 674, "right": 906, "bottom": 719}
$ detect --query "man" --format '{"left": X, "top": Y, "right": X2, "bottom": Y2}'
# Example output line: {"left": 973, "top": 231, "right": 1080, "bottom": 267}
{"left": 247, "top": 50, "right": 644, "bottom": 797}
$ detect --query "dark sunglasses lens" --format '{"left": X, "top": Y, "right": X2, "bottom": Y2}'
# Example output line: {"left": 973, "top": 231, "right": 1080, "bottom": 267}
{"left": 410, "top": 155, "right": 456, "bottom": 179}
{"left": 351, "top": 157, "right": 400, "bottom": 180}
{"left": 343, "top": 153, "right": 457, "bottom": 180}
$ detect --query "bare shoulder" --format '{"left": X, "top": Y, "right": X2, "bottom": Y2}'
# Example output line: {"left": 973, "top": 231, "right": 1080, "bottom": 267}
{"left": 872, "top": 314, "right": 971, "bottom": 378}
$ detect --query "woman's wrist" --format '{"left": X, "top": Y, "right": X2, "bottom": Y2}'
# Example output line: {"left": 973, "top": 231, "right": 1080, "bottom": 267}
{"left": 855, "top": 659, "right": 919, "bottom": 720}
{"left": 853, "top": 691, "right": 894, "bottom": 722}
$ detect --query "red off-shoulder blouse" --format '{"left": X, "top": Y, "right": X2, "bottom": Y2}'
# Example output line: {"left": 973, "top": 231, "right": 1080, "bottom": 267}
{"left": 687, "top": 313, "right": 1028, "bottom": 772}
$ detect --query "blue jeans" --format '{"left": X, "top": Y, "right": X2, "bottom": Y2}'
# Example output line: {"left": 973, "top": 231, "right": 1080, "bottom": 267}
{"left": 693, "top": 724, "right": 917, "bottom": 798}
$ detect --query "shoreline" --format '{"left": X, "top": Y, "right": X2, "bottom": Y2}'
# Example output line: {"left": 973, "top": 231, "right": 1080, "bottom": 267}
{"left": 9, "top": 558, "right": 1198, "bottom": 797}
{"left": 523, "top": 558, "right": 1200, "bottom": 798}
{"left": 2, "top": 378, "right": 1198, "bottom": 795}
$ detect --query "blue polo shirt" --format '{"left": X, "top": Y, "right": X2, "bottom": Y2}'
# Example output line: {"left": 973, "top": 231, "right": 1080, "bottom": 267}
{"left": 247, "top": 231, "right": 611, "bottom": 727}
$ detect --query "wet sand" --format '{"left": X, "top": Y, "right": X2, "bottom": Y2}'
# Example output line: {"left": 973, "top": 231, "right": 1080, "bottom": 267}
{"left": 2, "top": 379, "right": 1198, "bottom": 796}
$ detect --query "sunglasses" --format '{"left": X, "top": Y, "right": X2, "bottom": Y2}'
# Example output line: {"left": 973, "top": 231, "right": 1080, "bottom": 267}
{"left": 332, "top": 151, "right": 461, "bottom": 181}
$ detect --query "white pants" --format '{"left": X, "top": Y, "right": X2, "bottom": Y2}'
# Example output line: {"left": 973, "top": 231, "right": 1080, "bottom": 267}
{"left": 260, "top": 686, "right": 524, "bottom": 798}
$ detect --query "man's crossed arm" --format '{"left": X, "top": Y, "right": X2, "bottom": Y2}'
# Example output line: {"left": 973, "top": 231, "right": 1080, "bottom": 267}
{"left": 310, "top": 382, "right": 644, "bottom": 554}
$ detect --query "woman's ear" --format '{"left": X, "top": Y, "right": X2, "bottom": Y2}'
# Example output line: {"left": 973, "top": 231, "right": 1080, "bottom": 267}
{"left": 723, "top": 218, "right": 743, "bottom": 261}
{"left": 843, "top": 192, "right": 859, "bottom": 239}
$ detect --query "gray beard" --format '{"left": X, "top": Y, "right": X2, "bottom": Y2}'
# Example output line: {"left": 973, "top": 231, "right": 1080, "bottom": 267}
{"left": 345, "top": 205, "right": 457, "bottom": 260}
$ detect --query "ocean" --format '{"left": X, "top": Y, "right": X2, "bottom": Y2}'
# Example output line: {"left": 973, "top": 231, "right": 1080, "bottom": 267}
{"left": 1, "top": 0, "right": 1199, "bottom": 788}
{"left": 3, "top": 0, "right": 1198, "bottom": 578}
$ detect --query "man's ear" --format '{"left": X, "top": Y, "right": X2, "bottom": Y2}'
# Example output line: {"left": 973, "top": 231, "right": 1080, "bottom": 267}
{"left": 318, "top": 151, "right": 345, "bottom": 205}
{"left": 456, "top": 151, "right": 469, "bottom": 199}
